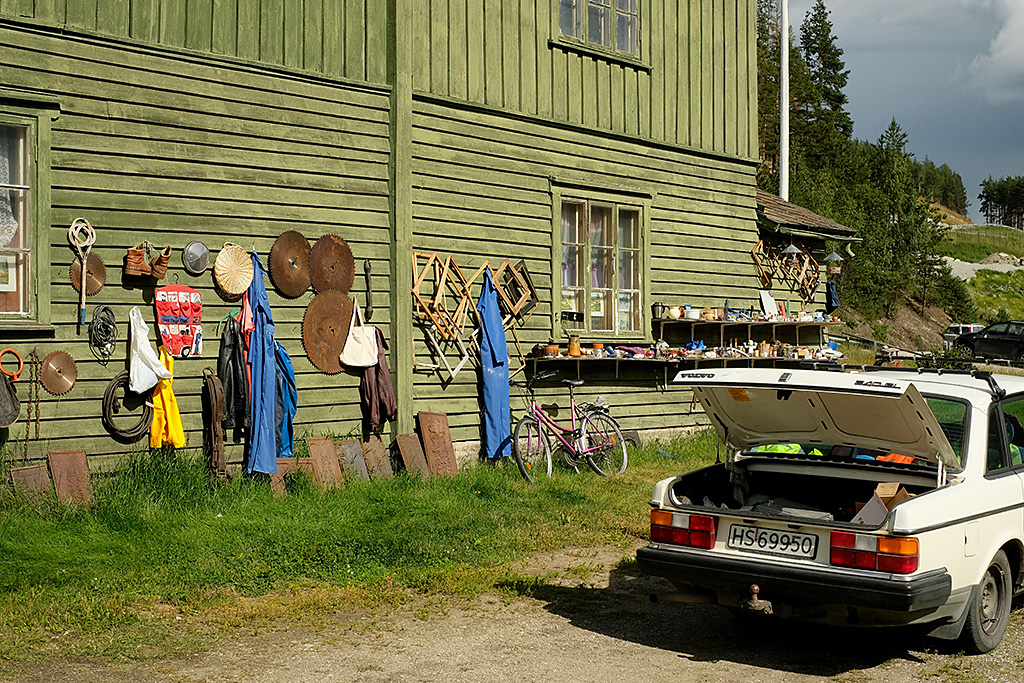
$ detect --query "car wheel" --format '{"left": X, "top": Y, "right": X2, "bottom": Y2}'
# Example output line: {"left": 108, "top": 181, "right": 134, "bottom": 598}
{"left": 1016, "top": 351, "right": 1024, "bottom": 364}
{"left": 960, "top": 550, "right": 1012, "bottom": 654}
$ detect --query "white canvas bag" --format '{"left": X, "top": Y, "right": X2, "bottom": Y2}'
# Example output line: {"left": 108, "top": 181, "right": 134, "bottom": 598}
{"left": 129, "top": 306, "right": 173, "bottom": 392}
{"left": 339, "top": 297, "right": 379, "bottom": 368}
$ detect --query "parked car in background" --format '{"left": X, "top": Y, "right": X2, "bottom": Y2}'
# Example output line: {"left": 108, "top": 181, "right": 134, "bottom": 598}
{"left": 943, "top": 323, "right": 984, "bottom": 348}
{"left": 955, "top": 321, "right": 1024, "bottom": 361}
{"left": 638, "top": 366, "right": 1024, "bottom": 654}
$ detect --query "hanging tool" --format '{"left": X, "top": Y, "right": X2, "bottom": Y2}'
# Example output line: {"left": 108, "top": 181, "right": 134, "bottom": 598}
{"left": 302, "top": 290, "right": 354, "bottom": 375}
{"left": 0, "top": 348, "right": 23, "bottom": 429}
{"left": 309, "top": 234, "right": 355, "bottom": 294}
{"left": 40, "top": 350, "right": 77, "bottom": 396}
{"left": 363, "top": 259, "right": 373, "bottom": 321}
{"left": 88, "top": 305, "right": 118, "bottom": 362}
{"left": 269, "top": 230, "right": 312, "bottom": 297}
{"left": 67, "top": 218, "right": 97, "bottom": 327}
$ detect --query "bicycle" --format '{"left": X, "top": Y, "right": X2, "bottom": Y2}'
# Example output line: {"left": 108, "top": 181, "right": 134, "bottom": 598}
{"left": 510, "top": 371, "right": 628, "bottom": 482}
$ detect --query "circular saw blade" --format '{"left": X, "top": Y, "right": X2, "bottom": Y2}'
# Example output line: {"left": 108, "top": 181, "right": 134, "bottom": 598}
{"left": 309, "top": 234, "right": 355, "bottom": 294}
{"left": 302, "top": 291, "right": 354, "bottom": 375}
{"left": 70, "top": 252, "right": 106, "bottom": 296}
{"left": 269, "top": 230, "right": 312, "bottom": 298}
{"left": 41, "top": 350, "right": 78, "bottom": 396}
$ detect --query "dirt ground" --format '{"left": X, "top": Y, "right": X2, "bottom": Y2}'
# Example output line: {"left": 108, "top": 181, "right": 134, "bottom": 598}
{"left": 10, "top": 544, "right": 1024, "bottom": 683}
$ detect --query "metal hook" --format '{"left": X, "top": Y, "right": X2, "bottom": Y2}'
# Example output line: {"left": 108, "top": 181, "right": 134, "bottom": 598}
{"left": 172, "top": 271, "right": 179, "bottom": 284}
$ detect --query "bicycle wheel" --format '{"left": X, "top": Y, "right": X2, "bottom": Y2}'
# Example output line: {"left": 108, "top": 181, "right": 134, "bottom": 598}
{"left": 513, "top": 415, "right": 552, "bottom": 482}
{"left": 580, "top": 410, "right": 628, "bottom": 476}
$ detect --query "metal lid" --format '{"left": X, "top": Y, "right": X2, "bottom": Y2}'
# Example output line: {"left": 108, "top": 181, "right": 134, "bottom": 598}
{"left": 182, "top": 240, "right": 210, "bottom": 275}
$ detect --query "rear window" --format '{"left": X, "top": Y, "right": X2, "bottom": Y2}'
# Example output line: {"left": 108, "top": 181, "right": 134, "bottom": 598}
{"left": 927, "top": 397, "right": 967, "bottom": 465}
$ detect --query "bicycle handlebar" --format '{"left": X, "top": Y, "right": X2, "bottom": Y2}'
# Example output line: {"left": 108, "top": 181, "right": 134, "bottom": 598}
{"left": 510, "top": 370, "right": 558, "bottom": 390}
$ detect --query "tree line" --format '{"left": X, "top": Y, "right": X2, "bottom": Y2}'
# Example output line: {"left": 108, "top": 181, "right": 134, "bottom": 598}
{"left": 979, "top": 176, "right": 1024, "bottom": 229}
{"left": 757, "top": 0, "right": 974, "bottom": 323}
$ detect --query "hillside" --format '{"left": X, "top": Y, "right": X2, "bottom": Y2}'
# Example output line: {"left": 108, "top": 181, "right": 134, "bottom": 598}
{"left": 840, "top": 298, "right": 951, "bottom": 354}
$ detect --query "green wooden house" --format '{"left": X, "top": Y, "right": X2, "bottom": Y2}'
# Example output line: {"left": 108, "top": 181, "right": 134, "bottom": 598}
{"left": 0, "top": 1, "right": 781, "bottom": 471}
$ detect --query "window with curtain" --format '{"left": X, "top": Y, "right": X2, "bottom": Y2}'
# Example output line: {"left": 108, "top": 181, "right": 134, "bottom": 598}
{"left": 558, "top": 0, "right": 639, "bottom": 57}
{"left": 561, "top": 199, "right": 642, "bottom": 335}
{"left": 0, "top": 124, "right": 29, "bottom": 316}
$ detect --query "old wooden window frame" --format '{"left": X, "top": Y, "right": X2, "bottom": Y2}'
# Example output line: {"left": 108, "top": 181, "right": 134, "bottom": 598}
{"left": 552, "top": 0, "right": 647, "bottom": 70}
{"left": 550, "top": 178, "right": 653, "bottom": 342}
{"left": 0, "top": 93, "right": 57, "bottom": 328}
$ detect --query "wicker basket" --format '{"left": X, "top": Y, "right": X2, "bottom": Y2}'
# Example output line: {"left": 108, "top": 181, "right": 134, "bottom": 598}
{"left": 214, "top": 243, "right": 253, "bottom": 296}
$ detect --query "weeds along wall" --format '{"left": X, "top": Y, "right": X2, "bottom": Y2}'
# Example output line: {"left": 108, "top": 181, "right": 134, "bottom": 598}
{"left": 0, "top": 17, "right": 392, "bottom": 470}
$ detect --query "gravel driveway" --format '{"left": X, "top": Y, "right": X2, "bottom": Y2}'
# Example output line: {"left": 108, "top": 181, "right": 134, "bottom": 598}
{"left": 11, "top": 545, "right": 1024, "bottom": 683}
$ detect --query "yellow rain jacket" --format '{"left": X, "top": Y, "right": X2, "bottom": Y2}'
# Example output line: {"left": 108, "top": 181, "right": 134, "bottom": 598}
{"left": 150, "top": 346, "right": 186, "bottom": 448}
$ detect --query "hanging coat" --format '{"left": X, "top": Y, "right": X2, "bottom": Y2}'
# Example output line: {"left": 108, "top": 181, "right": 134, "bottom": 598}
{"left": 274, "top": 341, "right": 297, "bottom": 458}
{"left": 360, "top": 328, "right": 397, "bottom": 432}
{"left": 246, "top": 252, "right": 278, "bottom": 475}
{"left": 150, "top": 346, "right": 186, "bottom": 448}
{"left": 826, "top": 281, "right": 841, "bottom": 313}
{"left": 476, "top": 268, "right": 511, "bottom": 459}
{"left": 217, "top": 315, "right": 249, "bottom": 440}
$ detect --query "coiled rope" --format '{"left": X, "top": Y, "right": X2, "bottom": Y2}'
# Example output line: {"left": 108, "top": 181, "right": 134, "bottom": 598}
{"left": 88, "top": 305, "right": 118, "bottom": 362}
{"left": 101, "top": 370, "right": 153, "bottom": 442}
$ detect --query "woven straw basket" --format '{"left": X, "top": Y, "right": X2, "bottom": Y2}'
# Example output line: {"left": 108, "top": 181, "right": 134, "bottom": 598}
{"left": 214, "top": 243, "right": 254, "bottom": 297}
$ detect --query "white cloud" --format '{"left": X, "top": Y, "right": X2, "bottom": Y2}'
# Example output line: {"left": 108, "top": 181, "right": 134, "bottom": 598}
{"left": 966, "top": 0, "right": 1024, "bottom": 104}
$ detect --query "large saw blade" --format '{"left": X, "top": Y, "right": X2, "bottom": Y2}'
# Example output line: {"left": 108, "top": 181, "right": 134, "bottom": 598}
{"left": 69, "top": 253, "right": 106, "bottom": 296}
{"left": 269, "top": 230, "right": 312, "bottom": 298}
{"left": 309, "top": 234, "right": 355, "bottom": 294}
{"left": 302, "top": 291, "right": 354, "bottom": 375}
{"left": 40, "top": 350, "right": 78, "bottom": 396}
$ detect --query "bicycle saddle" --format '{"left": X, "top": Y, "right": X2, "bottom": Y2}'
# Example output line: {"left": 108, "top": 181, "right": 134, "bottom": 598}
{"left": 561, "top": 378, "right": 584, "bottom": 387}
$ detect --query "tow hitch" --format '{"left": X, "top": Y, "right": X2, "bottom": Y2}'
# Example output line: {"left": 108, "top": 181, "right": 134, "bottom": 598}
{"left": 743, "top": 584, "right": 773, "bottom": 615}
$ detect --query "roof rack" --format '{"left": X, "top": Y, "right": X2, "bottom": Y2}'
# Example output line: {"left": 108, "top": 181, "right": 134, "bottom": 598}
{"left": 794, "top": 360, "right": 1006, "bottom": 399}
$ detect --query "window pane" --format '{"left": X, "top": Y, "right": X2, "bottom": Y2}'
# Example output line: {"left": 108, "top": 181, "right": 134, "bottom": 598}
{"left": 617, "top": 290, "right": 640, "bottom": 332}
{"left": 590, "top": 205, "right": 611, "bottom": 246}
{"left": 588, "top": 0, "right": 611, "bottom": 46}
{"left": 562, "top": 244, "right": 582, "bottom": 287}
{"left": 559, "top": 0, "right": 579, "bottom": 38}
{"left": 591, "top": 290, "right": 612, "bottom": 331}
{"left": 561, "top": 202, "right": 582, "bottom": 244}
{"left": 591, "top": 246, "right": 611, "bottom": 288}
{"left": 618, "top": 249, "right": 638, "bottom": 289}
{"left": 618, "top": 208, "right": 638, "bottom": 248}
{"left": 562, "top": 288, "right": 584, "bottom": 329}
{"left": 616, "top": 13, "right": 637, "bottom": 54}
{"left": 0, "top": 125, "right": 28, "bottom": 315}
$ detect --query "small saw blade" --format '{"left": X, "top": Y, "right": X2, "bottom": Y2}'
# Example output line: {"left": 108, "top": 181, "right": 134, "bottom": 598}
{"left": 70, "top": 253, "right": 106, "bottom": 296}
{"left": 309, "top": 234, "right": 355, "bottom": 294}
{"left": 269, "top": 230, "right": 312, "bottom": 298}
{"left": 40, "top": 350, "right": 78, "bottom": 396}
{"left": 302, "top": 291, "right": 353, "bottom": 375}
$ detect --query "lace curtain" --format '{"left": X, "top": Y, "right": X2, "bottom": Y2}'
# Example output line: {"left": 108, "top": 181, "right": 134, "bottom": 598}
{"left": 0, "top": 130, "right": 18, "bottom": 248}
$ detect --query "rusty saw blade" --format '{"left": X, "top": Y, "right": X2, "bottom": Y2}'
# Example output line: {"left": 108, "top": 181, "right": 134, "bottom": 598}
{"left": 69, "top": 253, "right": 106, "bottom": 296}
{"left": 309, "top": 234, "right": 355, "bottom": 294}
{"left": 302, "top": 290, "right": 354, "bottom": 375}
{"left": 40, "top": 350, "right": 77, "bottom": 396}
{"left": 269, "top": 230, "right": 311, "bottom": 298}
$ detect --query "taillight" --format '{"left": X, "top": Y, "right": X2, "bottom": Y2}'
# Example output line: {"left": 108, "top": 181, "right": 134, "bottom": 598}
{"left": 650, "top": 509, "right": 717, "bottom": 550}
{"left": 829, "top": 530, "right": 918, "bottom": 574}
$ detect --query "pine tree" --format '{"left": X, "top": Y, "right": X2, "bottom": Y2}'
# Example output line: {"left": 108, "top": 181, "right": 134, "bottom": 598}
{"left": 797, "top": 0, "right": 852, "bottom": 166}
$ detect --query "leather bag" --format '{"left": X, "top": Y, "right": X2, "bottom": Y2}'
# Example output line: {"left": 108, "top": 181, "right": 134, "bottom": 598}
{"left": 0, "top": 372, "right": 19, "bottom": 428}
{"left": 339, "top": 297, "right": 378, "bottom": 368}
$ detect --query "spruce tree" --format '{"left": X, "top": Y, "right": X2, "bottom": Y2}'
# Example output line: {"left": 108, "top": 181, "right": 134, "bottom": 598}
{"left": 797, "top": 0, "right": 852, "bottom": 166}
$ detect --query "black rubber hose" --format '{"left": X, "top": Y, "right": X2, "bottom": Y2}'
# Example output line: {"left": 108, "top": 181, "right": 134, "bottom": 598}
{"left": 89, "top": 305, "right": 118, "bottom": 362}
{"left": 102, "top": 370, "right": 153, "bottom": 443}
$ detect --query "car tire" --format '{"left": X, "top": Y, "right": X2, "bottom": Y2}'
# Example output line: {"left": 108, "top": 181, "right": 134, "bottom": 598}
{"left": 959, "top": 549, "right": 1012, "bottom": 654}
{"left": 1016, "top": 351, "right": 1024, "bottom": 364}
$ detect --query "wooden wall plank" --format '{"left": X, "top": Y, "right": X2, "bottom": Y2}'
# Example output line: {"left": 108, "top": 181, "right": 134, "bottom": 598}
{"left": 98, "top": 0, "right": 130, "bottom": 35}
{"left": 321, "top": 0, "right": 342, "bottom": 75}
{"left": 283, "top": 0, "right": 305, "bottom": 69}
{"left": 301, "top": 0, "right": 322, "bottom": 71}
{"left": 65, "top": 0, "right": 97, "bottom": 29}
{"left": 519, "top": 0, "right": 537, "bottom": 116}
{"left": 412, "top": 0, "right": 430, "bottom": 91}
{"left": 429, "top": 0, "right": 448, "bottom": 95}
{"left": 448, "top": 0, "right": 468, "bottom": 100}
{"left": 364, "top": 0, "right": 387, "bottom": 84}
{"left": 344, "top": 0, "right": 366, "bottom": 80}
{"left": 466, "top": 0, "right": 484, "bottom": 102}
{"left": 483, "top": 0, "right": 501, "bottom": 107}
{"left": 259, "top": 0, "right": 284, "bottom": 65}
{"left": 235, "top": 0, "right": 259, "bottom": 60}
{"left": 159, "top": 0, "right": 186, "bottom": 46}
{"left": 185, "top": 0, "right": 214, "bottom": 52}
{"left": 211, "top": 0, "right": 238, "bottom": 55}
{"left": 501, "top": 0, "right": 519, "bottom": 111}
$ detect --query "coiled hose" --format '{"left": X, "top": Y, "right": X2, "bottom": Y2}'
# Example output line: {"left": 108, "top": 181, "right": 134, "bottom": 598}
{"left": 102, "top": 370, "right": 153, "bottom": 442}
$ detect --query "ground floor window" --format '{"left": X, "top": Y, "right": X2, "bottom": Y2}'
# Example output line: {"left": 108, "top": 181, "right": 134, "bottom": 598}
{"left": 0, "top": 123, "right": 30, "bottom": 316}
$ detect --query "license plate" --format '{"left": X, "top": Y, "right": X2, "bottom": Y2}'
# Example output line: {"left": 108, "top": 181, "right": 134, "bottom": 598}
{"left": 727, "top": 524, "right": 819, "bottom": 559}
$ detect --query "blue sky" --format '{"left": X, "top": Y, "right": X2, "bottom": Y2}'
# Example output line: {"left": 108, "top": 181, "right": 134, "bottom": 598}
{"left": 787, "top": 0, "right": 1024, "bottom": 221}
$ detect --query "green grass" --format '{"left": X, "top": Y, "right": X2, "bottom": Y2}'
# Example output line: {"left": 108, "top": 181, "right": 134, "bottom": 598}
{"left": 940, "top": 224, "right": 1024, "bottom": 262}
{"left": 966, "top": 269, "right": 1024, "bottom": 322}
{"left": 0, "top": 432, "right": 718, "bottom": 665}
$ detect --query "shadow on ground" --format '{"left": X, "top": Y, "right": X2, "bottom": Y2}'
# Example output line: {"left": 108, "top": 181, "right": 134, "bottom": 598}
{"left": 495, "top": 565, "right": 1024, "bottom": 678}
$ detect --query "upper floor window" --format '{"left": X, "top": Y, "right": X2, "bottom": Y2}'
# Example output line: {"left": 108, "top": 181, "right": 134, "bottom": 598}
{"left": 559, "top": 0, "right": 639, "bottom": 56}
{"left": 0, "top": 124, "right": 30, "bottom": 316}
{"left": 560, "top": 199, "right": 642, "bottom": 335}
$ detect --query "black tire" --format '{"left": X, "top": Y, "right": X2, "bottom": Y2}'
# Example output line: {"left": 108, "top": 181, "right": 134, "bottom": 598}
{"left": 512, "top": 415, "right": 551, "bottom": 482}
{"left": 960, "top": 550, "right": 1012, "bottom": 654}
{"left": 581, "top": 410, "right": 628, "bottom": 476}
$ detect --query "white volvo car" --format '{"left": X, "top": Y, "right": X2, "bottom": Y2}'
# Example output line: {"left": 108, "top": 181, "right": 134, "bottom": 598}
{"left": 637, "top": 366, "right": 1024, "bottom": 653}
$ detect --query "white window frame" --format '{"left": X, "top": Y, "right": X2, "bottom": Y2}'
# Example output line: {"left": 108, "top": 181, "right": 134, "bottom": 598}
{"left": 557, "top": 0, "right": 640, "bottom": 58}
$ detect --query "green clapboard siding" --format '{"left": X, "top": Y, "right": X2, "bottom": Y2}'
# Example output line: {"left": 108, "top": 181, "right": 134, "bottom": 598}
{"left": 1, "top": 0, "right": 390, "bottom": 85}
{"left": 411, "top": 0, "right": 758, "bottom": 160}
{"left": 0, "top": 24, "right": 391, "bottom": 464}
{"left": 407, "top": 98, "right": 759, "bottom": 446}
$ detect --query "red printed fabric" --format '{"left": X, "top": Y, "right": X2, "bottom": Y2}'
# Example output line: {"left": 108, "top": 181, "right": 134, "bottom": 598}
{"left": 155, "top": 285, "right": 204, "bottom": 358}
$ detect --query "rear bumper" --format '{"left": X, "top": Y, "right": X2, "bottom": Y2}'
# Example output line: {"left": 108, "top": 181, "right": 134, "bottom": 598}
{"left": 637, "top": 545, "right": 952, "bottom": 614}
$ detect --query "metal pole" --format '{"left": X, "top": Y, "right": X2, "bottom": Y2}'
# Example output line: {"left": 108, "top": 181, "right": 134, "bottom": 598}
{"left": 780, "top": 0, "right": 790, "bottom": 201}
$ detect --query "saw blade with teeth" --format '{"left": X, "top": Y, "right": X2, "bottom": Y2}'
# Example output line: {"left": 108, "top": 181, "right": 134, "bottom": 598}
{"left": 40, "top": 350, "right": 78, "bottom": 396}
{"left": 302, "top": 291, "right": 354, "bottom": 375}
{"left": 269, "top": 230, "right": 312, "bottom": 298}
{"left": 309, "top": 234, "right": 355, "bottom": 294}
{"left": 70, "top": 252, "right": 106, "bottom": 296}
